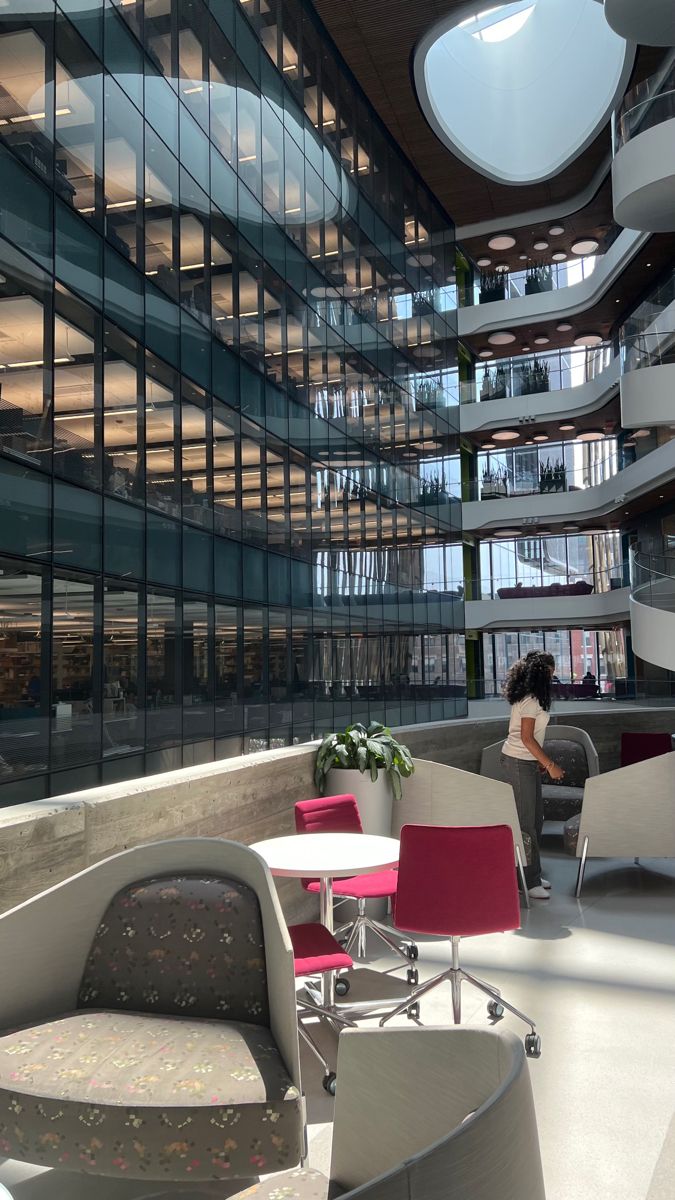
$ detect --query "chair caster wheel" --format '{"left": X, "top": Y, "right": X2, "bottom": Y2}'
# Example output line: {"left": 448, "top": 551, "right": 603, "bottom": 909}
{"left": 405, "top": 943, "right": 419, "bottom": 961}
{"left": 487, "top": 1000, "right": 504, "bottom": 1019}
{"left": 407, "top": 1002, "right": 420, "bottom": 1021}
{"left": 406, "top": 967, "right": 419, "bottom": 986}
{"left": 525, "top": 1033, "right": 541, "bottom": 1058}
{"left": 323, "top": 1072, "right": 337, "bottom": 1095}
{"left": 335, "top": 977, "right": 350, "bottom": 997}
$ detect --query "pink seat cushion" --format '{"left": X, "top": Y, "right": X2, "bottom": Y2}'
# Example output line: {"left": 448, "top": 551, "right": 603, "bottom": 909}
{"left": 289, "top": 923, "right": 353, "bottom": 976}
{"left": 303, "top": 868, "right": 398, "bottom": 899}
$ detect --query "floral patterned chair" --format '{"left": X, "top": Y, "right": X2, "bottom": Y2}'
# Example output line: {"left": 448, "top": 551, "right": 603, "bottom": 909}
{"left": 0, "top": 838, "right": 304, "bottom": 1184}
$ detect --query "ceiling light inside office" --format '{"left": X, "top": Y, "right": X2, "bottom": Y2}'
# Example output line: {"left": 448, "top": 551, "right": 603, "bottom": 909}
{"left": 414, "top": 0, "right": 633, "bottom": 185}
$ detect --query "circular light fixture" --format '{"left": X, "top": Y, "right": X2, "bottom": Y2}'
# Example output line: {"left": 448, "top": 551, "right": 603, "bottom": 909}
{"left": 492, "top": 429, "right": 520, "bottom": 442}
{"left": 556, "top": 322, "right": 573, "bottom": 332}
{"left": 548, "top": 225, "right": 565, "bottom": 236}
{"left": 534, "top": 335, "right": 550, "bottom": 346}
{"left": 488, "top": 234, "right": 516, "bottom": 251}
{"left": 559, "top": 422, "right": 576, "bottom": 432}
{"left": 521, "top": 344, "right": 530, "bottom": 352}
{"left": 552, "top": 252, "right": 567, "bottom": 262}
{"left": 488, "top": 330, "right": 516, "bottom": 346}
{"left": 533, "top": 433, "right": 549, "bottom": 442}
{"left": 563, "top": 523, "right": 579, "bottom": 531}
{"left": 478, "top": 348, "right": 494, "bottom": 359}
{"left": 476, "top": 256, "right": 492, "bottom": 267}
{"left": 533, "top": 240, "right": 549, "bottom": 251}
{"left": 518, "top": 253, "right": 528, "bottom": 261}
{"left": 574, "top": 333, "right": 603, "bottom": 347}
{"left": 417, "top": 253, "right": 435, "bottom": 267}
{"left": 571, "top": 238, "right": 599, "bottom": 256}
{"left": 632, "top": 428, "right": 651, "bottom": 438}
{"left": 481, "top": 441, "right": 496, "bottom": 450}
{"left": 494, "top": 262, "right": 510, "bottom": 273}
{"left": 525, "top": 439, "right": 535, "bottom": 445}
{"left": 493, "top": 529, "right": 522, "bottom": 538}
{"left": 575, "top": 429, "right": 604, "bottom": 441}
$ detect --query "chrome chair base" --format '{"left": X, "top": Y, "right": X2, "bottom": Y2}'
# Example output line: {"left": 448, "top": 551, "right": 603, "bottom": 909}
{"left": 334, "top": 898, "right": 416, "bottom": 964}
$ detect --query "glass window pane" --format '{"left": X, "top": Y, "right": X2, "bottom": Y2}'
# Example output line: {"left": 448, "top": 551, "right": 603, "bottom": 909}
{"left": 51, "top": 573, "right": 98, "bottom": 769}
{"left": 103, "top": 583, "right": 143, "bottom": 756}
{"left": 215, "top": 602, "right": 240, "bottom": 735}
{"left": 0, "top": 242, "right": 51, "bottom": 464}
{"left": 0, "top": 559, "right": 47, "bottom": 780}
{"left": 146, "top": 589, "right": 180, "bottom": 747}
{"left": 103, "top": 323, "right": 141, "bottom": 500}
{"left": 183, "top": 596, "right": 213, "bottom": 740}
{"left": 53, "top": 289, "right": 99, "bottom": 487}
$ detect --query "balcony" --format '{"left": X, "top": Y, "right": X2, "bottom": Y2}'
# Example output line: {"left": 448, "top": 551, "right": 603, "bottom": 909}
{"left": 463, "top": 435, "right": 675, "bottom": 532}
{"left": 620, "top": 273, "right": 675, "bottom": 426}
{"left": 466, "top": 568, "right": 630, "bottom": 632}
{"left": 457, "top": 226, "right": 649, "bottom": 337}
{"left": 460, "top": 344, "right": 616, "bottom": 436}
{"left": 612, "top": 57, "right": 675, "bottom": 232}
{"left": 631, "top": 547, "right": 675, "bottom": 672}
{"left": 604, "top": 0, "right": 675, "bottom": 48}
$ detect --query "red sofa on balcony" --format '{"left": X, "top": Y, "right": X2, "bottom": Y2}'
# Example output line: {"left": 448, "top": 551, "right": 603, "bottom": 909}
{"left": 496, "top": 580, "right": 594, "bottom": 599}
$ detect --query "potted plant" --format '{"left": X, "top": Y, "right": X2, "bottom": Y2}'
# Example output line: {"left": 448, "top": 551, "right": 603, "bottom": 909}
{"left": 492, "top": 364, "right": 508, "bottom": 400}
{"left": 524, "top": 262, "right": 554, "bottom": 295}
{"left": 314, "top": 721, "right": 415, "bottom": 835}
{"left": 479, "top": 269, "right": 508, "bottom": 304}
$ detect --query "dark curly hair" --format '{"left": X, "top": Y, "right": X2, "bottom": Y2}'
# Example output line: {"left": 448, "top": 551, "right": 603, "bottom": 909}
{"left": 503, "top": 651, "right": 555, "bottom": 711}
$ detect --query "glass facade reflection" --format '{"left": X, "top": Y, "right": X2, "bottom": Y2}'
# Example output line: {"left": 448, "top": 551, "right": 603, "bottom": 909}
{"left": 0, "top": 0, "right": 463, "bottom": 800}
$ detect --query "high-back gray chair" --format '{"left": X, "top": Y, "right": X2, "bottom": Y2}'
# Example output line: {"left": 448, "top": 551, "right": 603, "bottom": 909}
{"left": 481, "top": 725, "right": 600, "bottom": 822}
{"left": 0, "top": 838, "right": 303, "bottom": 1184}
{"left": 226, "top": 1026, "right": 546, "bottom": 1200}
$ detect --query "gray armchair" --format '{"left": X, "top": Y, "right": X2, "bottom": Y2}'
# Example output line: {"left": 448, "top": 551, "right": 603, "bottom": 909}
{"left": 227, "top": 1026, "right": 546, "bottom": 1200}
{"left": 0, "top": 838, "right": 303, "bottom": 1184}
{"left": 480, "top": 724, "right": 600, "bottom": 822}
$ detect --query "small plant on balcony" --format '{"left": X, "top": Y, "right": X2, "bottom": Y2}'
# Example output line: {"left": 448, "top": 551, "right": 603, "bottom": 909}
{"left": 525, "top": 262, "right": 554, "bottom": 295}
{"left": 479, "top": 269, "right": 508, "bottom": 304}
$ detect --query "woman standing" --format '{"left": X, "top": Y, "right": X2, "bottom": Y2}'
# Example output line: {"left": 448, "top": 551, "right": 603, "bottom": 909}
{"left": 501, "top": 651, "right": 565, "bottom": 900}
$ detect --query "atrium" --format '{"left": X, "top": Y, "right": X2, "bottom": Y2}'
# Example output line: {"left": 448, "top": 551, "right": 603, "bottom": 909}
{"left": 0, "top": 0, "right": 673, "bottom": 1197}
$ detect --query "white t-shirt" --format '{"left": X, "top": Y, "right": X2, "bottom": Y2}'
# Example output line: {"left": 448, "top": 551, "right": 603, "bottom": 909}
{"left": 502, "top": 695, "right": 550, "bottom": 760}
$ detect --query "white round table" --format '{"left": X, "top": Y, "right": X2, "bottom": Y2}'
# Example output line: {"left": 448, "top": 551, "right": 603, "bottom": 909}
{"left": 251, "top": 832, "right": 400, "bottom": 1005}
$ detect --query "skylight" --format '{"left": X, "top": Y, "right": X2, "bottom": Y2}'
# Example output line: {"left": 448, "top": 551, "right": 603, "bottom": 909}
{"left": 414, "top": 0, "right": 634, "bottom": 186}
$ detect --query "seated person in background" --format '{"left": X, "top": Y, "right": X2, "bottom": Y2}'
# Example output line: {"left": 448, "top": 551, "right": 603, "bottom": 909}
{"left": 583, "top": 670, "right": 596, "bottom": 683}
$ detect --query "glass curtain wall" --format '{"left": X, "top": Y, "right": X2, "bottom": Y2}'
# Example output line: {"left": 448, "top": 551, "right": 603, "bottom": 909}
{"left": 481, "top": 628, "right": 628, "bottom": 698}
{"left": 0, "top": 0, "right": 463, "bottom": 800}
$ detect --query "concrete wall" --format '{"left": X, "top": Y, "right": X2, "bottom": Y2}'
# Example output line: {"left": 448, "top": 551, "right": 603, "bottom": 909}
{"left": 0, "top": 708, "right": 673, "bottom": 917}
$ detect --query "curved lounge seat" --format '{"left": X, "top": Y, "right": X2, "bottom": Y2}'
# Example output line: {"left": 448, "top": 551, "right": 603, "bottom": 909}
{"left": 0, "top": 839, "right": 303, "bottom": 1183}
{"left": 481, "top": 725, "right": 600, "bottom": 824}
{"left": 228, "top": 1026, "right": 546, "bottom": 1200}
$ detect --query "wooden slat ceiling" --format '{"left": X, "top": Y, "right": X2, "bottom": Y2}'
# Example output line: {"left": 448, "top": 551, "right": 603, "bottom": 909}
{"left": 311, "top": 0, "right": 666, "bottom": 234}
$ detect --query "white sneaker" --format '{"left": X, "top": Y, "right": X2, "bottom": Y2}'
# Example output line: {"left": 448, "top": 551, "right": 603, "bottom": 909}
{"left": 541, "top": 878, "right": 552, "bottom": 889}
{"left": 528, "top": 885, "right": 551, "bottom": 900}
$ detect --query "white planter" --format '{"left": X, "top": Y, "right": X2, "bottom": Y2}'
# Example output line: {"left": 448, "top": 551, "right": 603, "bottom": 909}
{"left": 325, "top": 767, "right": 393, "bottom": 837}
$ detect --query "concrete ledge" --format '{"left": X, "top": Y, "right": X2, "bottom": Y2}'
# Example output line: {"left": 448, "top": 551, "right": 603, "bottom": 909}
{"left": 1, "top": 710, "right": 674, "bottom": 916}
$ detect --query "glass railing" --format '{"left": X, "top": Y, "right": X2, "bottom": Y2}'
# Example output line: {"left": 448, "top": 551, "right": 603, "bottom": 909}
{"left": 461, "top": 343, "right": 612, "bottom": 404}
{"left": 462, "top": 256, "right": 599, "bottom": 307}
{"left": 465, "top": 441, "right": 620, "bottom": 502}
{"left": 463, "top": 563, "right": 630, "bottom": 601}
{"left": 469, "top": 676, "right": 675, "bottom": 704}
{"left": 613, "top": 54, "right": 675, "bottom": 152}
{"left": 621, "top": 330, "right": 675, "bottom": 373}
{"left": 631, "top": 546, "right": 675, "bottom": 614}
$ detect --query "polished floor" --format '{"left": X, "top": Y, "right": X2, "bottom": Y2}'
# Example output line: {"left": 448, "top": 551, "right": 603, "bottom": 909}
{"left": 1, "top": 839, "right": 674, "bottom": 1199}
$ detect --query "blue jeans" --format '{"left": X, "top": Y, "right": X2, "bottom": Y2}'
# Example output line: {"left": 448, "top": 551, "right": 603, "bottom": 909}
{"left": 501, "top": 754, "right": 543, "bottom": 889}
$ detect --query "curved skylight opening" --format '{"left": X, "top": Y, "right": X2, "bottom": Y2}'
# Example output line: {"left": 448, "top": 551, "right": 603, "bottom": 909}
{"left": 414, "top": 0, "right": 635, "bottom": 185}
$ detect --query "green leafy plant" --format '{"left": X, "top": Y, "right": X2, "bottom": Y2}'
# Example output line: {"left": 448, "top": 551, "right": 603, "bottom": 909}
{"left": 314, "top": 721, "right": 415, "bottom": 801}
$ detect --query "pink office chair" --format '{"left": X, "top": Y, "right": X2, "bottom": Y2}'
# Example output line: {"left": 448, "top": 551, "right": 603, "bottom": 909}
{"left": 380, "top": 823, "right": 541, "bottom": 1057}
{"left": 289, "top": 922, "right": 354, "bottom": 1094}
{"left": 294, "top": 795, "right": 417, "bottom": 973}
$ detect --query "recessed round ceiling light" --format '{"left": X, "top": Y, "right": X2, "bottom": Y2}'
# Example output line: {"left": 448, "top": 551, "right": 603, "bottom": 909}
{"left": 525, "top": 439, "right": 534, "bottom": 445}
{"left": 533, "top": 335, "right": 550, "bottom": 345}
{"left": 488, "top": 234, "right": 516, "bottom": 251}
{"left": 478, "top": 348, "right": 494, "bottom": 358}
{"left": 574, "top": 333, "right": 603, "bottom": 347}
{"left": 646, "top": 262, "right": 652, "bottom": 267}
{"left": 521, "top": 344, "right": 530, "bottom": 352}
{"left": 575, "top": 429, "right": 604, "bottom": 441}
{"left": 417, "top": 253, "right": 435, "bottom": 267}
{"left": 556, "top": 322, "right": 573, "bottom": 332}
{"left": 518, "top": 253, "right": 528, "bottom": 261}
{"left": 571, "top": 238, "right": 599, "bottom": 256}
{"left": 481, "top": 441, "right": 496, "bottom": 450}
{"left": 633, "top": 428, "right": 651, "bottom": 438}
{"left": 476, "top": 256, "right": 492, "bottom": 267}
{"left": 492, "top": 429, "right": 519, "bottom": 441}
{"left": 562, "top": 523, "right": 579, "bottom": 531}
{"left": 552, "top": 252, "right": 567, "bottom": 262}
{"left": 548, "top": 225, "right": 565, "bottom": 236}
{"left": 533, "top": 433, "right": 549, "bottom": 442}
{"left": 488, "top": 330, "right": 516, "bottom": 345}
{"left": 494, "top": 262, "right": 510, "bottom": 273}
{"left": 533, "top": 240, "right": 549, "bottom": 251}
{"left": 493, "top": 529, "right": 522, "bottom": 538}
{"left": 559, "top": 423, "right": 576, "bottom": 432}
